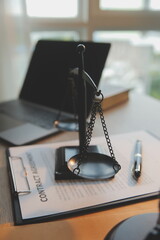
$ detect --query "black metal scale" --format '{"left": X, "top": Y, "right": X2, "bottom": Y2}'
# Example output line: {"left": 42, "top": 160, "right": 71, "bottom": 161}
{"left": 54, "top": 44, "right": 160, "bottom": 239}
{"left": 54, "top": 44, "right": 121, "bottom": 180}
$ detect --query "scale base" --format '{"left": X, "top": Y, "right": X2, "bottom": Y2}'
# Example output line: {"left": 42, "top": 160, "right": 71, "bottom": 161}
{"left": 54, "top": 119, "right": 79, "bottom": 132}
{"left": 104, "top": 213, "right": 159, "bottom": 240}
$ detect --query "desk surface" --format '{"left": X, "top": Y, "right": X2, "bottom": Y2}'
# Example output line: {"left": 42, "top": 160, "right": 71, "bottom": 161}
{"left": 0, "top": 93, "right": 160, "bottom": 240}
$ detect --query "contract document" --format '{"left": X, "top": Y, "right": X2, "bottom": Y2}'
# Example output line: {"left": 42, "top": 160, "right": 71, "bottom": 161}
{"left": 7, "top": 131, "right": 160, "bottom": 224}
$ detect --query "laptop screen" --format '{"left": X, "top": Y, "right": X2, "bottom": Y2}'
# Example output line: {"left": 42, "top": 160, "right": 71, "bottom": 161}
{"left": 20, "top": 40, "right": 110, "bottom": 116}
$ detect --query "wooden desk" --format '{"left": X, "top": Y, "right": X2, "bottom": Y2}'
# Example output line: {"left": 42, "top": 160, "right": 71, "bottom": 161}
{"left": 0, "top": 93, "right": 160, "bottom": 240}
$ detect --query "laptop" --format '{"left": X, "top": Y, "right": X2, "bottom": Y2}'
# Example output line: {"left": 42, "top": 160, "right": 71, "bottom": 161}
{"left": 0, "top": 40, "right": 110, "bottom": 145}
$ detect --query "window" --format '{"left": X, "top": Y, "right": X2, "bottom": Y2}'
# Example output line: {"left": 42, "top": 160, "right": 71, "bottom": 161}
{"left": 100, "top": 0, "right": 144, "bottom": 10}
{"left": 30, "top": 31, "right": 80, "bottom": 46}
{"left": 150, "top": 0, "right": 160, "bottom": 10}
{"left": 94, "top": 31, "right": 160, "bottom": 97}
{"left": 100, "top": 0, "right": 160, "bottom": 10}
{"left": 25, "top": 0, "right": 160, "bottom": 100}
{"left": 26, "top": 0, "right": 87, "bottom": 46}
{"left": 26, "top": 0, "right": 78, "bottom": 18}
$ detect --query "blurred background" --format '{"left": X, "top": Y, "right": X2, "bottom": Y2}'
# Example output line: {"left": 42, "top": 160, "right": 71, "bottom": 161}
{"left": 0, "top": 0, "right": 160, "bottom": 102}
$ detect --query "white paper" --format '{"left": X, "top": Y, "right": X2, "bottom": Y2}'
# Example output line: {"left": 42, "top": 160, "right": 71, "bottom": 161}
{"left": 9, "top": 131, "right": 160, "bottom": 220}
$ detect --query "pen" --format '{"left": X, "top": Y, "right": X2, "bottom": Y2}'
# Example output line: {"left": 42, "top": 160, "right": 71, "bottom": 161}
{"left": 133, "top": 140, "right": 142, "bottom": 179}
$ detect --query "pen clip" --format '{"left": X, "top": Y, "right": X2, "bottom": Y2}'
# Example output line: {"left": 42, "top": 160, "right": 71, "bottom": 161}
{"left": 9, "top": 156, "right": 31, "bottom": 195}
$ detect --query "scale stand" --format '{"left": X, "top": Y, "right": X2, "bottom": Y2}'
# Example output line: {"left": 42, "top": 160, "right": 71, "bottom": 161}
{"left": 53, "top": 68, "right": 95, "bottom": 132}
{"left": 53, "top": 67, "right": 79, "bottom": 132}
{"left": 55, "top": 44, "right": 121, "bottom": 180}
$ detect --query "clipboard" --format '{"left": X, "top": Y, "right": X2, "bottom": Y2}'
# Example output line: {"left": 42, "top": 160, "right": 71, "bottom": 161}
{"left": 6, "top": 131, "right": 160, "bottom": 225}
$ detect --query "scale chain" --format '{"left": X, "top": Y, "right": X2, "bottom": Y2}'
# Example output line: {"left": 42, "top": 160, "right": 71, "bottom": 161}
{"left": 74, "top": 91, "right": 120, "bottom": 174}
{"left": 74, "top": 101, "right": 97, "bottom": 173}
{"left": 97, "top": 102, "right": 116, "bottom": 160}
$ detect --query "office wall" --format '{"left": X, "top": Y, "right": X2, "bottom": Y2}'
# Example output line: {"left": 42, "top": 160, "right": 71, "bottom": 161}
{"left": 0, "top": 0, "right": 30, "bottom": 102}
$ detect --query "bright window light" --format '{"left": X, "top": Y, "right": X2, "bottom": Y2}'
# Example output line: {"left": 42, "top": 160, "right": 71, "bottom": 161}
{"left": 26, "top": 0, "right": 78, "bottom": 18}
{"left": 93, "top": 30, "right": 160, "bottom": 98}
{"left": 30, "top": 31, "right": 79, "bottom": 46}
{"left": 93, "top": 31, "right": 141, "bottom": 44}
{"left": 100, "top": 0, "right": 144, "bottom": 10}
{"left": 149, "top": 0, "right": 160, "bottom": 10}
{"left": 93, "top": 30, "right": 160, "bottom": 53}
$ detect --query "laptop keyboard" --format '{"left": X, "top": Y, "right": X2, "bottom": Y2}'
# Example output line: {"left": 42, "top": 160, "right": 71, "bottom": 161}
{"left": 18, "top": 104, "right": 57, "bottom": 129}
{"left": 0, "top": 100, "right": 59, "bottom": 129}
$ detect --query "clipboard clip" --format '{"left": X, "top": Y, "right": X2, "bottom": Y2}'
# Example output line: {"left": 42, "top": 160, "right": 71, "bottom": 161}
{"left": 9, "top": 156, "right": 31, "bottom": 195}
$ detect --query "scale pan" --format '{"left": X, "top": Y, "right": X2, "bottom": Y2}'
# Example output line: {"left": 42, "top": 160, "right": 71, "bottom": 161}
{"left": 67, "top": 152, "right": 119, "bottom": 180}
{"left": 54, "top": 119, "right": 79, "bottom": 131}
